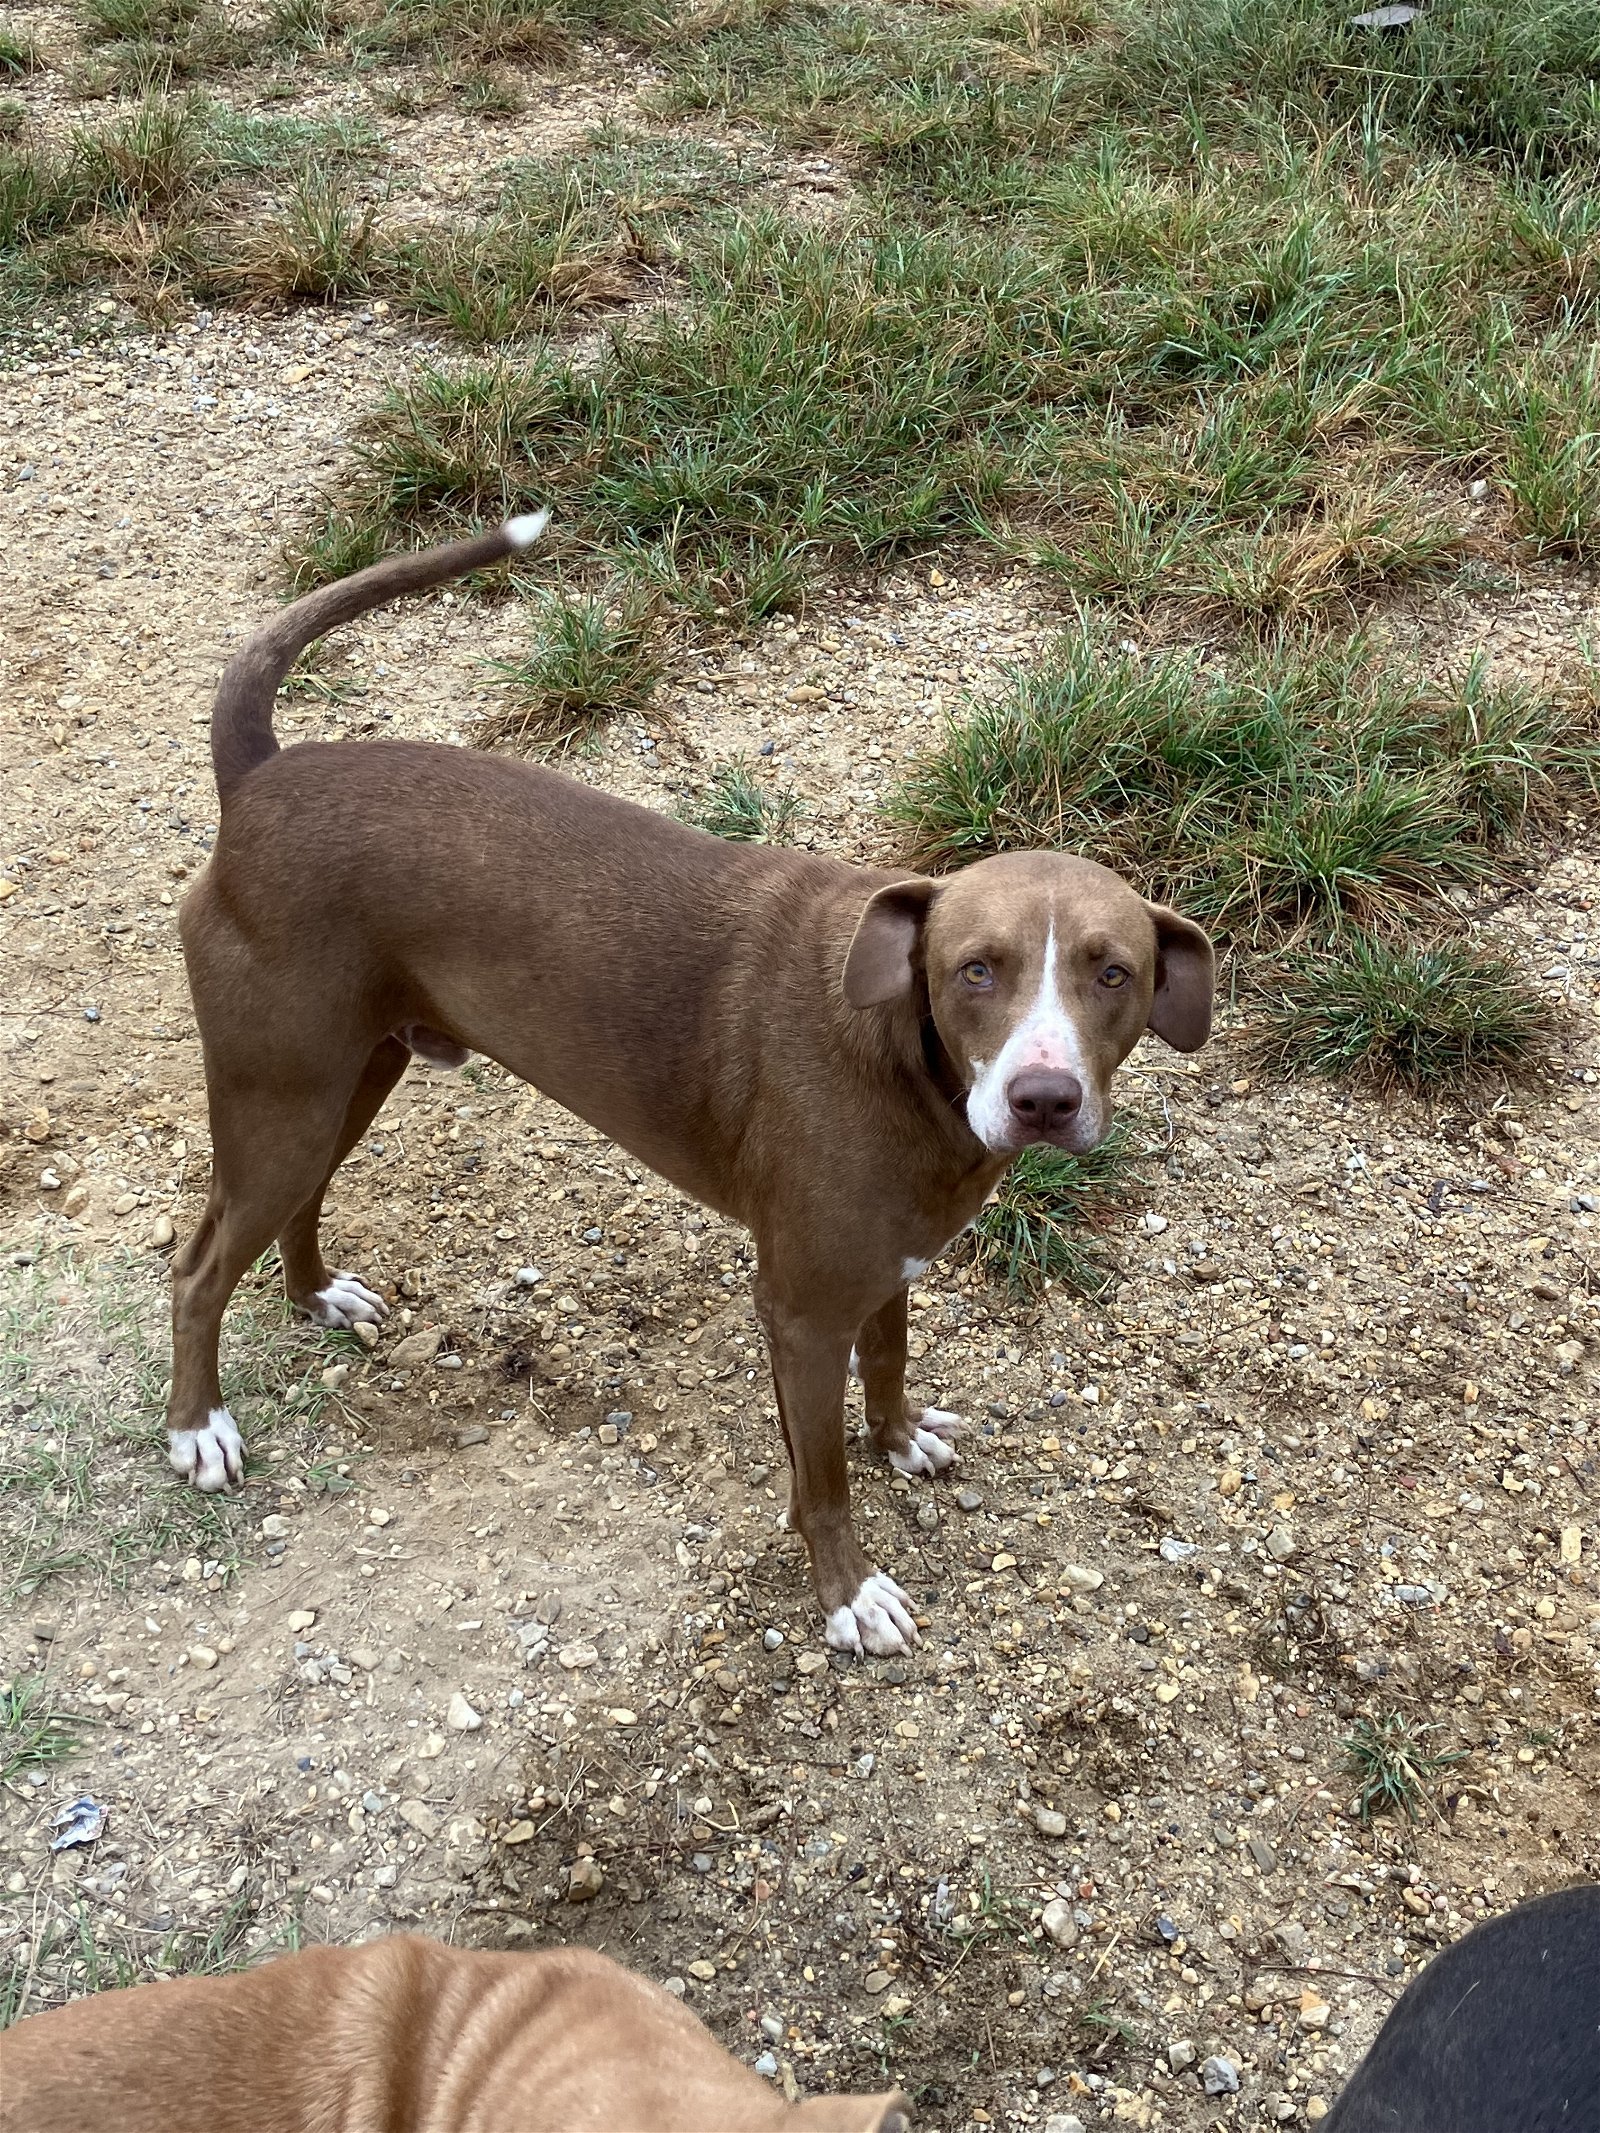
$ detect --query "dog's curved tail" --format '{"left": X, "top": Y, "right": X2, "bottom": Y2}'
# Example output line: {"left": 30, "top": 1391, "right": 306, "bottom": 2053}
{"left": 209, "top": 511, "right": 550, "bottom": 806}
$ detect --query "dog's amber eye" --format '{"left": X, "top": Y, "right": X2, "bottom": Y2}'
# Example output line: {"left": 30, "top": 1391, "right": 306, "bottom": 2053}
{"left": 1100, "top": 965, "right": 1130, "bottom": 989}
{"left": 959, "top": 960, "right": 993, "bottom": 989}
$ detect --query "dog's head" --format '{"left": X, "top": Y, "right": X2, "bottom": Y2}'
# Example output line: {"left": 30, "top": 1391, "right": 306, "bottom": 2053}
{"left": 842, "top": 852, "right": 1213, "bottom": 1156}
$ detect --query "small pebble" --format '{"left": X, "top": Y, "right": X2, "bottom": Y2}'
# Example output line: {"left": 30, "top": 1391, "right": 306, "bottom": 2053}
{"left": 1041, "top": 1898, "right": 1078, "bottom": 1949}
{"left": 446, "top": 1692, "right": 482, "bottom": 1732}
{"left": 763, "top": 1628, "right": 785, "bottom": 1651}
{"left": 1203, "top": 2056, "right": 1241, "bottom": 2096}
{"left": 565, "top": 1857, "right": 604, "bottom": 1902}
{"left": 389, "top": 1329, "right": 442, "bottom": 1369}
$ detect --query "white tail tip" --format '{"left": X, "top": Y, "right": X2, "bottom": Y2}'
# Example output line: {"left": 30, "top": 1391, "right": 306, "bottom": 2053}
{"left": 503, "top": 509, "right": 551, "bottom": 550}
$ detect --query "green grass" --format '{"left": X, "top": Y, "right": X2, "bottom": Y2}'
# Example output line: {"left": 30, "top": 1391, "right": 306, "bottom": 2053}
{"left": 0, "top": 30, "right": 40, "bottom": 76}
{"left": 380, "top": 159, "right": 672, "bottom": 343}
{"left": 285, "top": 138, "right": 1600, "bottom": 605}
{"left": 214, "top": 166, "right": 380, "bottom": 302}
{"left": 296, "top": 213, "right": 1063, "bottom": 611}
{"left": 263, "top": 0, "right": 342, "bottom": 49}
{"left": 965, "top": 1128, "right": 1134, "bottom": 1297}
{"left": 0, "top": 1250, "right": 343, "bottom": 1602}
{"left": 1257, "top": 934, "right": 1555, "bottom": 1090}
{"left": 358, "top": 0, "right": 570, "bottom": 62}
{"left": 3, "top": 1890, "right": 304, "bottom": 2029}
{"left": 886, "top": 632, "right": 1600, "bottom": 944}
{"left": 76, "top": 0, "right": 247, "bottom": 88}
{"left": 656, "top": 0, "right": 1600, "bottom": 181}
{"left": 485, "top": 583, "right": 663, "bottom": 744}
{"left": 691, "top": 760, "right": 804, "bottom": 843}
{"left": 1343, "top": 1711, "right": 1467, "bottom": 1825}
{"left": 0, "top": 95, "right": 382, "bottom": 328}
{"left": 0, "top": 1677, "right": 84, "bottom": 1784}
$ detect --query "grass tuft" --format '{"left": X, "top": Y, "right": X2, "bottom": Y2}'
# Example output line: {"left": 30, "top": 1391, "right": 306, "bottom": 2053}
{"left": 887, "top": 632, "right": 1600, "bottom": 943}
{"left": 0, "top": 30, "right": 41, "bottom": 76}
{"left": 3, "top": 1888, "right": 303, "bottom": 2029}
{"left": 1256, "top": 933, "right": 1554, "bottom": 1091}
{"left": 264, "top": 0, "right": 343, "bottom": 47}
{"left": 691, "top": 760, "right": 803, "bottom": 843}
{"left": 360, "top": 0, "right": 570, "bottom": 62}
{"left": 76, "top": 0, "right": 245, "bottom": 86}
{"left": 1343, "top": 1711, "right": 1466, "bottom": 1825}
{"left": 965, "top": 1128, "right": 1134, "bottom": 1297}
{"left": 387, "top": 163, "right": 662, "bottom": 343}
{"left": 283, "top": 504, "right": 391, "bottom": 593}
{"left": 216, "top": 167, "right": 380, "bottom": 302}
{"left": 0, "top": 1677, "right": 84, "bottom": 1784}
{"left": 485, "top": 584, "right": 662, "bottom": 745}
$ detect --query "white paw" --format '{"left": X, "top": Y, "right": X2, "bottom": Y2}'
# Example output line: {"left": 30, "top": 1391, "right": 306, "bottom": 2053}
{"left": 168, "top": 1408, "right": 244, "bottom": 1493}
{"left": 888, "top": 1407, "right": 962, "bottom": 1478}
{"left": 826, "top": 1572, "right": 920, "bottom": 1657}
{"left": 310, "top": 1272, "right": 388, "bottom": 1328}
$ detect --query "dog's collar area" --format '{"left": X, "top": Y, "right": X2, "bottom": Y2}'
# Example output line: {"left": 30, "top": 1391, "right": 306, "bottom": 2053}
{"left": 920, "top": 1011, "right": 966, "bottom": 1109}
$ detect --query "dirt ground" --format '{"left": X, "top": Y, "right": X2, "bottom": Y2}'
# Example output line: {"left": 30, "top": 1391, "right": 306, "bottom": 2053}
{"left": 4, "top": 27, "right": 1600, "bottom": 2133}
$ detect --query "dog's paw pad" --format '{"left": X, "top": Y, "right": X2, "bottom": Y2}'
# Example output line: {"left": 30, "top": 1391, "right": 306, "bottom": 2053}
{"left": 312, "top": 1273, "right": 388, "bottom": 1328}
{"left": 825, "top": 1572, "right": 919, "bottom": 1657}
{"left": 168, "top": 1408, "right": 244, "bottom": 1493}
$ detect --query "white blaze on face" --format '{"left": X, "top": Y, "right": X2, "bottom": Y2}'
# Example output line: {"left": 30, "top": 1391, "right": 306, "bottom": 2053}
{"left": 964, "top": 923, "right": 1096, "bottom": 1151}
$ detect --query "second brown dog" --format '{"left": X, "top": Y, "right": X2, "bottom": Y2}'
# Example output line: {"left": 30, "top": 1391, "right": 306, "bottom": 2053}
{"left": 0, "top": 1933, "right": 909, "bottom": 2133}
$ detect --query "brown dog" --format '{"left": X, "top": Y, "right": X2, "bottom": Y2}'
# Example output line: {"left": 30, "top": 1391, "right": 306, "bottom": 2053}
{"left": 0, "top": 1935, "right": 909, "bottom": 2132}
{"left": 167, "top": 517, "right": 1214, "bottom": 1652}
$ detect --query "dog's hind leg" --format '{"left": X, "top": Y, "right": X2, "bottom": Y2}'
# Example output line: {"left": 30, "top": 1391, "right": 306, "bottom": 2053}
{"left": 276, "top": 1036, "right": 410, "bottom": 1328}
{"left": 167, "top": 1067, "right": 371, "bottom": 1492}
{"left": 854, "top": 1287, "right": 960, "bottom": 1481}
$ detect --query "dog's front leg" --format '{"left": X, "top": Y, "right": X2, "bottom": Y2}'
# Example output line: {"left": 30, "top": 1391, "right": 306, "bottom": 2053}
{"left": 854, "top": 1286, "right": 961, "bottom": 1480}
{"left": 756, "top": 1278, "right": 919, "bottom": 1657}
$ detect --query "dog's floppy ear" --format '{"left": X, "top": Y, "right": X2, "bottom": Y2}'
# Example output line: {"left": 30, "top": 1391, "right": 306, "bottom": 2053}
{"left": 794, "top": 2092, "right": 912, "bottom": 2132}
{"left": 1145, "top": 901, "right": 1214, "bottom": 1052}
{"left": 842, "top": 879, "right": 940, "bottom": 1008}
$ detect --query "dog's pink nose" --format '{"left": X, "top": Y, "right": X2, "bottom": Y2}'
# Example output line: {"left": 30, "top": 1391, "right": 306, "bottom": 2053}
{"left": 1007, "top": 1071, "right": 1082, "bottom": 1136}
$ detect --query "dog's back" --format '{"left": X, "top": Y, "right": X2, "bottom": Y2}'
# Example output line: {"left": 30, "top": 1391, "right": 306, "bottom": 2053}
{"left": 1325, "top": 1884, "right": 1600, "bottom": 2131}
